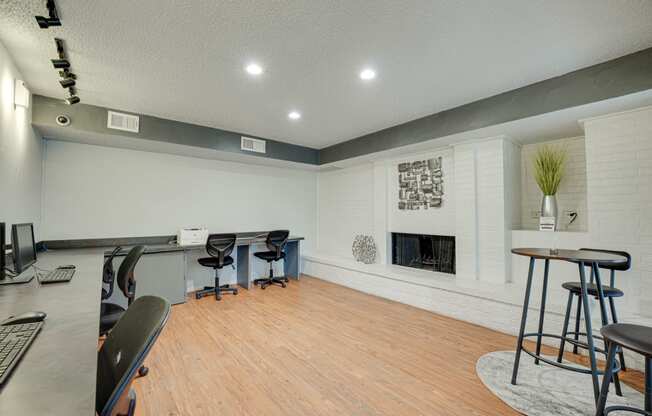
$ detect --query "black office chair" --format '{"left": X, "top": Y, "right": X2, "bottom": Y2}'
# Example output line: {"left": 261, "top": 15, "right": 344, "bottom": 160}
{"left": 99, "top": 245, "right": 146, "bottom": 336}
{"left": 96, "top": 295, "right": 171, "bottom": 416}
{"left": 254, "top": 230, "right": 290, "bottom": 289}
{"left": 196, "top": 233, "right": 238, "bottom": 301}
{"left": 101, "top": 246, "right": 122, "bottom": 301}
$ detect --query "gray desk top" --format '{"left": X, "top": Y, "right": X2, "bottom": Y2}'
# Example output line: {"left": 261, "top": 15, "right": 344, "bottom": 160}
{"left": 106, "top": 236, "right": 304, "bottom": 256}
{"left": 0, "top": 249, "right": 103, "bottom": 416}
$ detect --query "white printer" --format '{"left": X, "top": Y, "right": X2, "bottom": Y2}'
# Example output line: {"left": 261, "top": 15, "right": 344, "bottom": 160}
{"left": 177, "top": 228, "right": 209, "bottom": 246}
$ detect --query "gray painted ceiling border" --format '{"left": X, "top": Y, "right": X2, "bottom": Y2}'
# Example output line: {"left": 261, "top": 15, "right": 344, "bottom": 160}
{"left": 320, "top": 47, "right": 652, "bottom": 164}
{"left": 31, "top": 47, "right": 652, "bottom": 166}
{"left": 31, "top": 95, "right": 320, "bottom": 165}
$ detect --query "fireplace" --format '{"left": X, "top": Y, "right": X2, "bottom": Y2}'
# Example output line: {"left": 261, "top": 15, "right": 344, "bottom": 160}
{"left": 391, "top": 233, "right": 455, "bottom": 274}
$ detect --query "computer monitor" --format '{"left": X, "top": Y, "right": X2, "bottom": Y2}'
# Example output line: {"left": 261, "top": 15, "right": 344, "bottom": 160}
{"left": 11, "top": 223, "right": 37, "bottom": 274}
{"left": 0, "top": 222, "right": 5, "bottom": 279}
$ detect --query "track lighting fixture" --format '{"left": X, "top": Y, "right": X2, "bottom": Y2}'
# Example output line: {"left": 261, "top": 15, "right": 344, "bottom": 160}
{"left": 65, "top": 95, "right": 80, "bottom": 105}
{"left": 51, "top": 59, "right": 70, "bottom": 69}
{"left": 35, "top": 0, "right": 61, "bottom": 29}
{"left": 59, "top": 78, "right": 76, "bottom": 88}
{"left": 59, "top": 70, "right": 76, "bottom": 80}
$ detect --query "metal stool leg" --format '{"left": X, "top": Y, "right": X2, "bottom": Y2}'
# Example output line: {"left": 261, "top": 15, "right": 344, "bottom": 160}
{"left": 595, "top": 342, "right": 618, "bottom": 416}
{"left": 578, "top": 262, "right": 600, "bottom": 403}
{"left": 593, "top": 264, "right": 622, "bottom": 397}
{"left": 512, "top": 257, "right": 535, "bottom": 385}
{"left": 646, "top": 357, "right": 651, "bottom": 413}
{"left": 573, "top": 294, "right": 582, "bottom": 355}
{"left": 557, "top": 291, "right": 574, "bottom": 363}
{"left": 608, "top": 297, "right": 627, "bottom": 371}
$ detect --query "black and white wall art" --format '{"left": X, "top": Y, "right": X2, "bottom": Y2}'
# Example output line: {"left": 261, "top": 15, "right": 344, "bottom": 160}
{"left": 397, "top": 157, "right": 444, "bottom": 210}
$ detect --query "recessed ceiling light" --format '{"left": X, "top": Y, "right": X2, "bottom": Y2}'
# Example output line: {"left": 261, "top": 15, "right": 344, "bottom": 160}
{"left": 245, "top": 63, "right": 263, "bottom": 76}
{"left": 359, "top": 68, "right": 376, "bottom": 80}
{"left": 288, "top": 111, "right": 301, "bottom": 120}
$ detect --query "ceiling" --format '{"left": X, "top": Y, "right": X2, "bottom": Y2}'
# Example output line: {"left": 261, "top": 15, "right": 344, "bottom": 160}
{"left": 1, "top": 1, "right": 651, "bottom": 149}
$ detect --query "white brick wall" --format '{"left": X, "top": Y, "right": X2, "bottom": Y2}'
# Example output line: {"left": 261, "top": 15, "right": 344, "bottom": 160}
{"left": 583, "top": 106, "right": 652, "bottom": 317}
{"left": 317, "top": 164, "right": 375, "bottom": 259}
{"left": 520, "top": 136, "right": 588, "bottom": 231}
{"left": 454, "top": 138, "right": 514, "bottom": 283}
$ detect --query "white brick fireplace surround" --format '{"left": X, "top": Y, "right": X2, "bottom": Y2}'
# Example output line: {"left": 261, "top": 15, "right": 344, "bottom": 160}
{"left": 304, "top": 105, "right": 652, "bottom": 370}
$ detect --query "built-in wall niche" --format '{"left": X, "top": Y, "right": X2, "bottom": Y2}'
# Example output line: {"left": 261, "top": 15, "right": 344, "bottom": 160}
{"left": 391, "top": 233, "right": 455, "bottom": 274}
{"left": 519, "top": 136, "right": 588, "bottom": 232}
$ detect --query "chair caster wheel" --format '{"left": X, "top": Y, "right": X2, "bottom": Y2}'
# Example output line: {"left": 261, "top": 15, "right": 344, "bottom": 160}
{"left": 195, "top": 293, "right": 201, "bottom": 300}
{"left": 281, "top": 283, "right": 286, "bottom": 288}
{"left": 138, "top": 366, "right": 149, "bottom": 377}
{"left": 261, "top": 286, "right": 266, "bottom": 290}
{"left": 234, "top": 290, "right": 238, "bottom": 295}
{"left": 216, "top": 296, "right": 222, "bottom": 301}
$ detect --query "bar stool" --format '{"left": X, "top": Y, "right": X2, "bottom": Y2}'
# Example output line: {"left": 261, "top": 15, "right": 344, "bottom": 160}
{"left": 557, "top": 249, "right": 631, "bottom": 374}
{"left": 596, "top": 323, "right": 652, "bottom": 415}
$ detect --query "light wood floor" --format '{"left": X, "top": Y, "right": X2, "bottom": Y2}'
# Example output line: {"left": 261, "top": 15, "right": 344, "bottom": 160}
{"left": 133, "top": 276, "right": 644, "bottom": 416}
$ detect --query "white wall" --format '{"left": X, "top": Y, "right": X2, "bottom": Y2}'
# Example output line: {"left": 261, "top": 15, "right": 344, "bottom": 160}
{"left": 317, "top": 164, "right": 375, "bottom": 258}
{"left": 387, "top": 149, "right": 455, "bottom": 236}
{"left": 41, "top": 140, "right": 317, "bottom": 251}
{"left": 0, "top": 41, "right": 43, "bottom": 242}
{"left": 520, "top": 136, "right": 588, "bottom": 231}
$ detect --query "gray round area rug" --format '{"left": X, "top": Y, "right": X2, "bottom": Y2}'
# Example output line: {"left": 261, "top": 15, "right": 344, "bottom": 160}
{"left": 476, "top": 351, "right": 643, "bottom": 416}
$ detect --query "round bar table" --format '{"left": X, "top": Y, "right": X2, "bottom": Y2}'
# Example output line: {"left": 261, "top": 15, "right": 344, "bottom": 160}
{"left": 510, "top": 248, "right": 629, "bottom": 406}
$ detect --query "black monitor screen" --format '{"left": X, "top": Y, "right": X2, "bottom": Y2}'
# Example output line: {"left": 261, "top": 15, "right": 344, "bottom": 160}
{"left": 12, "top": 223, "right": 36, "bottom": 274}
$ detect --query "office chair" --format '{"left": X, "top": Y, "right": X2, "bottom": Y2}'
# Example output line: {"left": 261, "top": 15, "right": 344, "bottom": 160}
{"left": 196, "top": 233, "right": 238, "bottom": 301}
{"left": 100, "top": 245, "right": 146, "bottom": 336}
{"left": 101, "top": 246, "right": 122, "bottom": 301}
{"left": 96, "top": 295, "right": 170, "bottom": 416}
{"left": 254, "top": 230, "right": 290, "bottom": 289}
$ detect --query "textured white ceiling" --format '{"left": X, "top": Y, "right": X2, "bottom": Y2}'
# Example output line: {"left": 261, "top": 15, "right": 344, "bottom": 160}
{"left": 1, "top": 1, "right": 651, "bottom": 149}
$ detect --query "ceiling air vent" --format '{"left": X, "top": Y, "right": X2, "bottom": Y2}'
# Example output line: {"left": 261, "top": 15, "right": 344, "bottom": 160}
{"left": 241, "top": 136, "right": 266, "bottom": 154}
{"left": 107, "top": 111, "right": 140, "bottom": 133}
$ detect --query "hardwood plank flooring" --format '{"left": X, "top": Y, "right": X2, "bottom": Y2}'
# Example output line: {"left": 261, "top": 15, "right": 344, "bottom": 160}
{"left": 133, "top": 276, "right": 643, "bottom": 415}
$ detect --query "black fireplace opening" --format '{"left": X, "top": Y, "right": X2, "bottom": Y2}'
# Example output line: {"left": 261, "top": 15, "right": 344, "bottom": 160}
{"left": 391, "top": 233, "right": 455, "bottom": 274}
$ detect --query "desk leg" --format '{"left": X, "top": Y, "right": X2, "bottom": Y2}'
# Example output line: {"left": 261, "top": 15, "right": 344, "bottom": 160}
{"left": 511, "top": 257, "right": 535, "bottom": 385}
{"left": 285, "top": 241, "right": 300, "bottom": 280}
{"left": 579, "top": 261, "right": 600, "bottom": 404}
{"left": 534, "top": 259, "right": 550, "bottom": 365}
{"left": 237, "top": 245, "right": 251, "bottom": 290}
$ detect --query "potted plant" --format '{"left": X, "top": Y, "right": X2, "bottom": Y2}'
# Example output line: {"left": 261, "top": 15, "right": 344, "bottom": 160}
{"left": 533, "top": 144, "right": 566, "bottom": 230}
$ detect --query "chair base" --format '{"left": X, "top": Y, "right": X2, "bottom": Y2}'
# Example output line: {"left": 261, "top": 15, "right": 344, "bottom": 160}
{"left": 254, "top": 276, "right": 288, "bottom": 289}
{"left": 195, "top": 284, "right": 238, "bottom": 301}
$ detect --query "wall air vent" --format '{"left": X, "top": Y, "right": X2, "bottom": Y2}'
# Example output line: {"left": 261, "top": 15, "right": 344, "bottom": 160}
{"left": 107, "top": 111, "right": 140, "bottom": 133}
{"left": 241, "top": 136, "right": 266, "bottom": 154}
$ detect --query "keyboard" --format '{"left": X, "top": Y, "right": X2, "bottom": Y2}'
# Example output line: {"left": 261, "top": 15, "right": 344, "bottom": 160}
{"left": 0, "top": 322, "right": 43, "bottom": 384}
{"left": 39, "top": 268, "right": 75, "bottom": 283}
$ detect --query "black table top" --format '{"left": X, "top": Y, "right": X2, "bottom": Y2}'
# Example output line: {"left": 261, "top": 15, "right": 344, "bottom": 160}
{"left": 511, "top": 248, "right": 628, "bottom": 265}
{"left": 0, "top": 249, "right": 103, "bottom": 416}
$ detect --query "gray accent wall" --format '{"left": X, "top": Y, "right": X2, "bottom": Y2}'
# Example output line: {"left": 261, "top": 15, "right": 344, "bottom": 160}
{"left": 32, "top": 95, "right": 319, "bottom": 165}
{"left": 320, "top": 47, "right": 652, "bottom": 164}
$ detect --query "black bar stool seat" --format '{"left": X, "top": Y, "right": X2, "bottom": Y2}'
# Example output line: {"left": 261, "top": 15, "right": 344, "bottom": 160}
{"left": 561, "top": 282, "right": 624, "bottom": 298}
{"left": 602, "top": 324, "right": 652, "bottom": 358}
{"left": 596, "top": 324, "right": 652, "bottom": 415}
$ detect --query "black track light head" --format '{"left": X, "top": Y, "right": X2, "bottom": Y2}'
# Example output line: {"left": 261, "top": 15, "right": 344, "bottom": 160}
{"left": 65, "top": 95, "right": 80, "bottom": 105}
{"left": 35, "top": 0, "right": 61, "bottom": 29}
{"left": 35, "top": 16, "right": 61, "bottom": 29}
{"left": 51, "top": 59, "right": 70, "bottom": 69}
{"left": 59, "top": 78, "right": 76, "bottom": 88}
{"left": 59, "top": 70, "right": 76, "bottom": 80}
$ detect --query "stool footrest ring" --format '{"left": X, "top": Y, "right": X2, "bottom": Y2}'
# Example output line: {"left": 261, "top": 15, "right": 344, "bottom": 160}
{"left": 521, "top": 333, "right": 620, "bottom": 375}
